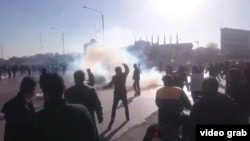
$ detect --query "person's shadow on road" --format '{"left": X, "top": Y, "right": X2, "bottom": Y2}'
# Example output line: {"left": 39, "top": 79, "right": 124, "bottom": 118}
{"left": 117, "top": 95, "right": 139, "bottom": 109}
{"left": 99, "top": 120, "right": 128, "bottom": 141}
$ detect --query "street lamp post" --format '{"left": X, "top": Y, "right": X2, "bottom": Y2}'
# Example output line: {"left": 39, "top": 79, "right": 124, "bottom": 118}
{"left": 83, "top": 6, "right": 105, "bottom": 42}
{"left": 51, "top": 27, "right": 65, "bottom": 63}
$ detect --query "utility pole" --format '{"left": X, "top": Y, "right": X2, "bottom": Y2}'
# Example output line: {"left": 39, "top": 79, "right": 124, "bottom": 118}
{"left": 51, "top": 27, "right": 65, "bottom": 63}
{"left": 83, "top": 6, "right": 105, "bottom": 42}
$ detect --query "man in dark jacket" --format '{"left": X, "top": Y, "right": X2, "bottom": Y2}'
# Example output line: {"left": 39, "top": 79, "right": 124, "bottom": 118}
{"left": 162, "top": 65, "right": 181, "bottom": 88}
{"left": 64, "top": 70, "right": 103, "bottom": 124}
{"left": 35, "top": 73, "right": 98, "bottom": 141}
{"left": 190, "top": 77, "right": 241, "bottom": 140}
{"left": 226, "top": 68, "right": 250, "bottom": 124}
{"left": 103, "top": 63, "right": 130, "bottom": 129}
{"left": 1, "top": 76, "right": 36, "bottom": 141}
{"left": 191, "top": 77, "right": 240, "bottom": 124}
{"left": 87, "top": 68, "right": 95, "bottom": 86}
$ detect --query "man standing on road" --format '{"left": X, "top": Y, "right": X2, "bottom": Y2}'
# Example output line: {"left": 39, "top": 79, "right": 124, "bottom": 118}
{"left": 12, "top": 65, "right": 17, "bottom": 79}
{"left": 133, "top": 64, "right": 141, "bottom": 96}
{"left": 62, "top": 64, "right": 66, "bottom": 75}
{"left": 35, "top": 73, "right": 98, "bottom": 141}
{"left": 103, "top": 63, "right": 130, "bottom": 129}
{"left": 7, "top": 66, "right": 11, "bottom": 79}
{"left": 87, "top": 68, "right": 95, "bottom": 86}
{"left": 1, "top": 76, "right": 36, "bottom": 141}
{"left": 64, "top": 70, "right": 103, "bottom": 125}
{"left": 162, "top": 65, "right": 180, "bottom": 87}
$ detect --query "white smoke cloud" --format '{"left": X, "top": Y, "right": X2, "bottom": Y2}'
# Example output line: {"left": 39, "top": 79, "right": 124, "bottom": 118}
{"left": 67, "top": 27, "right": 164, "bottom": 91}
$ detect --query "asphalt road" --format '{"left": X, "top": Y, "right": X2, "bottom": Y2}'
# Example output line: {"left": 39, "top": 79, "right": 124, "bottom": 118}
{"left": 0, "top": 72, "right": 225, "bottom": 141}
{"left": 0, "top": 72, "right": 161, "bottom": 141}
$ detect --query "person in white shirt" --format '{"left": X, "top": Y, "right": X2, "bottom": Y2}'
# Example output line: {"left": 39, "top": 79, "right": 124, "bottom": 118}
{"left": 190, "top": 66, "right": 204, "bottom": 102}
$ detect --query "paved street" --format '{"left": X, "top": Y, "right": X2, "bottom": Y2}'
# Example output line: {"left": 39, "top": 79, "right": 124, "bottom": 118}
{"left": 0, "top": 72, "right": 225, "bottom": 141}
{"left": 0, "top": 72, "right": 162, "bottom": 141}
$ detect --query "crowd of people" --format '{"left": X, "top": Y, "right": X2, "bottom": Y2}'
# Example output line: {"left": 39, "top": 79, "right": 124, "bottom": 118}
{"left": 1, "top": 60, "right": 250, "bottom": 141}
{"left": 1, "top": 63, "right": 141, "bottom": 141}
{"left": 0, "top": 64, "right": 67, "bottom": 80}
{"left": 144, "top": 60, "right": 250, "bottom": 141}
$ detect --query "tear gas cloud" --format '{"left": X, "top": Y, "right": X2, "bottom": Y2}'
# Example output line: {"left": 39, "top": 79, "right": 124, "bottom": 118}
{"left": 67, "top": 27, "right": 164, "bottom": 90}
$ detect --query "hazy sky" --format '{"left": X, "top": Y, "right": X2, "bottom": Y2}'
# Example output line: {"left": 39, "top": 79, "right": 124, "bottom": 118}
{"left": 0, "top": 0, "right": 250, "bottom": 58}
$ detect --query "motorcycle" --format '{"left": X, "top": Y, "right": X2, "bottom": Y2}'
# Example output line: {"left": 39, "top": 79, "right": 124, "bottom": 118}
{"left": 143, "top": 124, "right": 181, "bottom": 141}
{"left": 143, "top": 110, "right": 191, "bottom": 141}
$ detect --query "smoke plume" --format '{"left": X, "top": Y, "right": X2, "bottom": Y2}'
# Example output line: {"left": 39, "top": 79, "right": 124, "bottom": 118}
{"left": 67, "top": 27, "right": 164, "bottom": 91}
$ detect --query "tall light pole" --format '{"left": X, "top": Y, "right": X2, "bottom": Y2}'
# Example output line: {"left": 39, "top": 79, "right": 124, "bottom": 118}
{"left": 83, "top": 6, "right": 105, "bottom": 42}
{"left": 51, "top": 27, "right": 65, "bottom": 63}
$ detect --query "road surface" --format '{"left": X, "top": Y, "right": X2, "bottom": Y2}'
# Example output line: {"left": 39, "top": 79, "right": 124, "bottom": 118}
{"left": 0, "top": 72, "right": 225, "bottom": 141}
{"left": 0, "top": 72, "right": 161, "bottom": 141}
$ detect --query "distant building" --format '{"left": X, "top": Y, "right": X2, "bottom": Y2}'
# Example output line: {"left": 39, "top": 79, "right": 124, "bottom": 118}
{"left": 129, "top": 39, "right": 193, "bottom": 67}
{"left": 149, "top": 43, "right": 193, "bottom": 64}
{"left": 221, "top": 27, "right": 250, "bottom": 59}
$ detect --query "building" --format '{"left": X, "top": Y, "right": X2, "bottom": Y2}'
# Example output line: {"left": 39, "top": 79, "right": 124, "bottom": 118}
{"left": 128, "top": 39, "right": 193, "bottom": 67}
{"left": 221, "top": 27, "right": 250, "bottom": 59}
{"left": 149, "top": 43, "right": 193, "bottom": 65}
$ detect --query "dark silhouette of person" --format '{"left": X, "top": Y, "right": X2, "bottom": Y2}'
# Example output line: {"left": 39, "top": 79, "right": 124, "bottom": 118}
{"left": 62, "top": 64, "right": 66, "bottom": 75}
{"left": 176, "top": 65, "right": 188, "bottom": 89}
{"left": 1, "top": 76, "right": 36, "bottom": 141}
{"left": 7, "top": 66, "right": 11, "bottom": 79}
{"left": 162, "top": 65, "right": 180, "bottom": 87}
{"left": 243, "top": 63, "right": 250, "bottom": 120}
{"left": 39, "top": 68, "right": 47, "bottom": 96}
{"left": 133, "top": 64, "right": 141, "bottom": 95}
{"left": 35, "top": 73, "right": 98, "bottom": 141}
{"left": 190, "top": 77, "right": 241, "bottom": 140}
{"left": 12, "top": 66, "right": 16, "bottom": 79}
{"left": 64, "top": 70, "right": 103, "bottom": 125}
{"left": 206, "top": 63, "right": 217, "bottom": 77}
{"left": 191, "top": 77, "right": 240, "bottom": 124}
{"left": 27, "top": 66, "right": 31, "bottom": 76}
{"left": 87, "top": 68, "right": 95, "bottom": 86}
{"left": 226, "top": 68, "right": 249, "bottom": 124}
{"left": 103, "top": 63, "right": 130, "bottom": 129}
